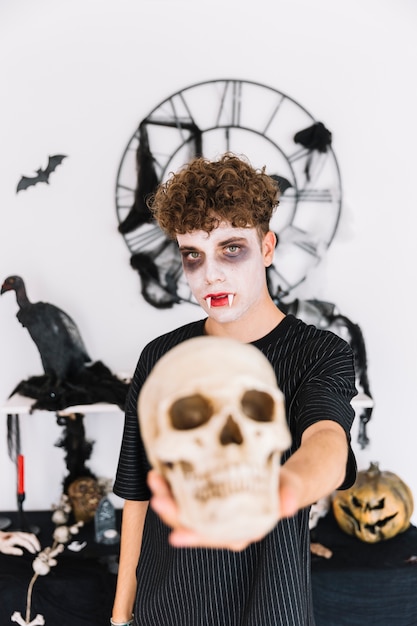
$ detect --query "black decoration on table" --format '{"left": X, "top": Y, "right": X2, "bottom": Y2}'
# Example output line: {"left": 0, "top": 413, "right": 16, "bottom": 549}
{"left": 94, "top": 497, "right": 119, "bottom": 545}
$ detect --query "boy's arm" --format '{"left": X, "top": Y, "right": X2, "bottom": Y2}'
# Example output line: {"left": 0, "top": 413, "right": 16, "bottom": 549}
{"left": 280, "top": 419, "right": 349, "bottom": 511}
{"left": 112, "top": 499, "right": 149, "bottom": 623}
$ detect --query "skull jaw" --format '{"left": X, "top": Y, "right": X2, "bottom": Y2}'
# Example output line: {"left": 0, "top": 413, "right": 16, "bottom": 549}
{"left": 180, "top": 494, "right": 280, "bottom": 542}
{"left": 164, "top": 461, "right": 281, "bottom": 542}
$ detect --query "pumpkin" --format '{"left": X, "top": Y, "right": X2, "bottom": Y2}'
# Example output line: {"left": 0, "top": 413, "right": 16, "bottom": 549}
{"left": 332, "top": 462, "right": 414, "bottom": 543}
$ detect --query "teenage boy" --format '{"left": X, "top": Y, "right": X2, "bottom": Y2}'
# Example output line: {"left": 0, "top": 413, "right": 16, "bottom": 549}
{"left": 112, "top": 153, "right": 356, "bottom": 626}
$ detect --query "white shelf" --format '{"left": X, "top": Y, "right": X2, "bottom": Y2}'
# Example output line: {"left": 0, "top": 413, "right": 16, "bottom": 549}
{"left": 1, "top": 391, "right": 373, "bottom": 416}
{"left": 0, "top": 393, "right": 123, "bottom": 416}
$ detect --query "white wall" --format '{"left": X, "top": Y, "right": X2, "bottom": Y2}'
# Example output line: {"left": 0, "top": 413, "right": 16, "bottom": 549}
{"left": 0, "top": 0, "right": 416, "bottom": 522}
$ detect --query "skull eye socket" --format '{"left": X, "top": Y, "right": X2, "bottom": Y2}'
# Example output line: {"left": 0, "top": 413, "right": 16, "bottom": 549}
{"left": 241, "top": 389, "right": 274, "bottom": 422}
{"left": 169, "top": 394, "right": 213, "bottom": 430}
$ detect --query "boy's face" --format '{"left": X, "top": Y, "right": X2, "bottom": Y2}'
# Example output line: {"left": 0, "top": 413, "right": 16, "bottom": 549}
{"left": 177, "top": 222, "right": 275, "bottom": 325}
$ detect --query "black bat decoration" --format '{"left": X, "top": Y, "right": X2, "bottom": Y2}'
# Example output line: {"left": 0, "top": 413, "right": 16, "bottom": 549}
{"left": 16, "top": 154, "right": 67, "bottom": 192}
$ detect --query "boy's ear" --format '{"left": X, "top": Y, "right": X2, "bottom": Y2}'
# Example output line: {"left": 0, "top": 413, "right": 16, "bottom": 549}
{"left": 262, "top": 231, "right": 276, "bottom": 267}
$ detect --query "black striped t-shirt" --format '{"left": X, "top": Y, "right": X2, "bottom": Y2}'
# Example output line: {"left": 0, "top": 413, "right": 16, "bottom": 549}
{"left": 114, "top": 314, "right": 357, "bottom": 626}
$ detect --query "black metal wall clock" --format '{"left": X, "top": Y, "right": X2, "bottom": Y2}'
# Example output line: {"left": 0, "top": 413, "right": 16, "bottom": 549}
{"left": 115, "top": 79, "right": 342, "bottom": 308}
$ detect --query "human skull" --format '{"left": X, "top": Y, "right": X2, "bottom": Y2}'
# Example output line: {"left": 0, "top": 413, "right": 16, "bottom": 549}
{"left": 138, "top": 336, "right": 291, "bottom": 541}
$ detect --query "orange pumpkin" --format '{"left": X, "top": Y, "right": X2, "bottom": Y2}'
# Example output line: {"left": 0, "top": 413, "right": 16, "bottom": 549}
{"left": 332, "top": 462, "right": 414, "bottom": 543}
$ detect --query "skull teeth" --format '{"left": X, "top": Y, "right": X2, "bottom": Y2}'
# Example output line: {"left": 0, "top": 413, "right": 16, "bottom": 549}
{"left": 194, "top": 476, "right": 270, "bottom": 502}
{"left": 175, "top": 462, "right": 275, "bottom": 503}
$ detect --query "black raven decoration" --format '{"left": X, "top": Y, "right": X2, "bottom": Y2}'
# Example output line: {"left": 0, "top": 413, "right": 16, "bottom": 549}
{"left": 16, "top": 154, "right": 67, "bottom": 192}
{"left": 1, "top": 275, "right": 129, "bottom": 411}
{"left": 2, "top": 275, "right": 90, "bottom": 380}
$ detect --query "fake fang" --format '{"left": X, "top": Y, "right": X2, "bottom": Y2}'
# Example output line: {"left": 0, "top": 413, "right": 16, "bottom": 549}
{"left": 205, "top": 294, "right": 234, "bottom": 308}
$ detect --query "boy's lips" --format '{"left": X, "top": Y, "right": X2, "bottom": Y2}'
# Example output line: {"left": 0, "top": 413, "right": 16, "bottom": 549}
{"left": 205, "top": 293, "right": 234, "bottom": 308}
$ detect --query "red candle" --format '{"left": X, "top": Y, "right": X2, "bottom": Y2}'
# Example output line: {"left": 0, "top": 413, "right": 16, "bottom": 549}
{"left": 17, "top": 454, "right": 25, "bottom": 495}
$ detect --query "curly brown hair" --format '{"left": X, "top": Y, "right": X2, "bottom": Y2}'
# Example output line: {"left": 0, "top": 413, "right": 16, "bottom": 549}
{"left": 148, "top": 153, "right": 280, "bottom": 239}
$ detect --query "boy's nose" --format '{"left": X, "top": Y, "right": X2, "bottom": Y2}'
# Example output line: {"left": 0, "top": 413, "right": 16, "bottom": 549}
{"left": 204, "top": 259, "right": 225, "bottom": 285}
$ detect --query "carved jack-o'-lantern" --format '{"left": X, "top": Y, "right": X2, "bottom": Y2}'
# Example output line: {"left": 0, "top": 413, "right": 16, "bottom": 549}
{"left": 332, "top": 462, "right": 414, "bottom": 543}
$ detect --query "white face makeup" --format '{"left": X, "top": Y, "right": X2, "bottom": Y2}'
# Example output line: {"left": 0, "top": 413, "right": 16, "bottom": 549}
{"left": 177, "top": 223, "right": 274, "bottom": 329}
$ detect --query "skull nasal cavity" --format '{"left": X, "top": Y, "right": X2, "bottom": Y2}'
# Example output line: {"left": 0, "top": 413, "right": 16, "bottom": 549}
{"left": 220, "top": 415, "right": 243, "bottom": 446}
{"left": 170, "top": 394, "right": 213, "bottom": 430}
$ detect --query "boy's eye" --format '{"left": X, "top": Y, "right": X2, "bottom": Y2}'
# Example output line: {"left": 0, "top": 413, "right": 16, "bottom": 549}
{"left": 181, "top": 251, "right": 200, "bottom": 260}
{"left": 226, "top": 245, "right": 240, "bottom": 254}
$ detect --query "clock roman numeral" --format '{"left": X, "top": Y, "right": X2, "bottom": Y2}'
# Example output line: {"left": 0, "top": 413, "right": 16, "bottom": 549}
{"left": 261, "top": 94, "right": 286, "bottom": 136}
{"left": 215, "top": 80, "right": 243, "bottom": 127}
{"left": 281, "top": 188, "right": 334, "bottom": 203}
{"left": 299, "top": 189, "right": 334, "bottom": 202}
